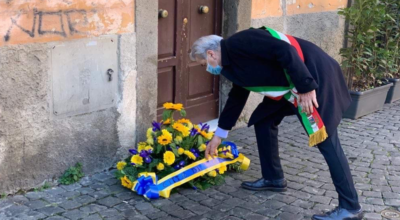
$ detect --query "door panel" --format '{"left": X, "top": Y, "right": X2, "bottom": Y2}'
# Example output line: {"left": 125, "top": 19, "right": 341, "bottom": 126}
{"left": 157, "top": 0, "right": 222, "bottom": 124}
{"left": 157, "top": 67, "right": 175, "bottom": 106}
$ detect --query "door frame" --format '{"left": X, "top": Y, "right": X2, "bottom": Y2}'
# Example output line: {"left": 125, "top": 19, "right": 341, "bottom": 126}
{"left": 134, "top": 0, "right": 252, "bottom": 140}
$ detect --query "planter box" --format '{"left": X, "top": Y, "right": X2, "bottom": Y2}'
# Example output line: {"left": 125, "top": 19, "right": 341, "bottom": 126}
{"left": 385, "top": 78, "right": 400, "bottom": 103}
{"left": 344, "top": 83, "right": 393, "bottom": 119}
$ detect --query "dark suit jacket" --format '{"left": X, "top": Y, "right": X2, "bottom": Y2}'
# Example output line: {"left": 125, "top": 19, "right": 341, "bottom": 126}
{"left": 218, "top": 28, "right": 351, "bottom": 136}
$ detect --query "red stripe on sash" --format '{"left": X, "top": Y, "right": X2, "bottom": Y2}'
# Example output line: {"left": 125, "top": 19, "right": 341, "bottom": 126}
{"left": 286, "top": 35, "right": 304, "bottom": 62}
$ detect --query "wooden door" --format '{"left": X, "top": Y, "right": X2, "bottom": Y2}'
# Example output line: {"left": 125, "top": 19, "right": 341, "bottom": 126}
{"left": 157, "top": 0, "right": 222, "bottom": 124}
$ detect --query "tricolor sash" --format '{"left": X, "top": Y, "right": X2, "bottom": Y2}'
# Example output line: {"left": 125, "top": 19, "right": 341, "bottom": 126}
{"left": 245, "top": 27, "right": 328, "bottom": 147}
{"left": 132, "top": 141, "right": 250, "bottom": 199}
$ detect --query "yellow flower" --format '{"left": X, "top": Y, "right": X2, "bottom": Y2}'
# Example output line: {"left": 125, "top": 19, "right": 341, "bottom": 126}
{"left": 218, "top": 165, "right": 227, "bottom": 174}
{"left": 131, "top": 155, "right": 143, "bottom": 166}
{"left": 208, "top": 170, "right": 217, "bottom": 177}
{"left": 146, "top": 128, "right": 153, "bottom": 139}
{"left": 174, "top": 136, "right": 183, "bottom": 144}
{"left": 157, "top": 163, "right": 165, "bottom": 171}
{"left": 121, "top": 176, "right": 134, "bottom": 189}
{"left": 200, "top": 130, "right": 214, "bottom": 140}
{"left": 146, "top": 138, "right": 154, "bottom": 145}
{"left": 177, "top": 118, "right": 191, "bottom": 124}
{"left": 163, "top": 102, "right": 184, "bottom": 111}
{"left": 138, "top": 142, "right": 147, "bottom": 152}
{"left": 178, "top": 148, "right": 185, "bottom": 155}
{"left": 198, "top": 144, "right": 206, "bottom": 152}
{"left": 184, "top": 150, "right": 196, "bottom": 160}
{"left": 163, "top": 102, "right": 174, "bottom": 109}
{"left": 172, "top": 123, "right": 190, "bottom": 137}
{"left": 117, "top": 161, "right": 127, "bottom": 170}
{"left": 162, "top": 129, "right": 172, "bottom": 137}
{"left": 157, "top": 129, "right": 172, "bottom": 145}
{"left": 145, "top": 146, "right": 153, "bottom": 152}
{"left": 163, "top": 151, "right": 175, "bottom": 165}
{"left": 163, "top": 118, "right": 171, "bottom": 125}
{"left": 173, "top": 103, "right": 183, "bottom": 111}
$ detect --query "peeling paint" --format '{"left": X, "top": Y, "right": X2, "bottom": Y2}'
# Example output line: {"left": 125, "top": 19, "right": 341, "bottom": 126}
{"left": 251, "top": 0, "right": 347, "bottom": 18}
{"left": 0, "top": 0, "right": 135, "bottom": 46}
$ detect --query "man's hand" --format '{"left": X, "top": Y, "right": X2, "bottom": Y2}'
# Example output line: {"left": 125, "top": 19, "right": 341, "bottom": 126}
{"left": 206, "top": 136, "right": 222, "bottom": 159}
{"left": 298, "top": 90, "right": 319, "bottom": 115}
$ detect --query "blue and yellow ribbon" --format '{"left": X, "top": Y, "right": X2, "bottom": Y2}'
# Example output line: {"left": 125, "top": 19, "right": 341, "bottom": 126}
{"left": 131, "top": 141, "right": 250, "bottom": 199}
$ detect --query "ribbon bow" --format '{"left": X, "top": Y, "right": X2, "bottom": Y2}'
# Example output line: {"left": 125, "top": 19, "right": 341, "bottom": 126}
{"left": 132, "top": 172, "right": 159, "bottom": 199}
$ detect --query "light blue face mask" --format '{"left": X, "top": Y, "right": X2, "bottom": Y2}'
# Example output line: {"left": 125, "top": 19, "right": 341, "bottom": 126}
{"left": 206, "top": 63, "right": 222, "bottom": 75}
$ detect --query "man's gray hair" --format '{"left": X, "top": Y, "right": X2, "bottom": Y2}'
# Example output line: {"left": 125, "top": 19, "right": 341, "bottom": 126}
{"left": 189, "top": 35, "right": 223, "bottom": 61}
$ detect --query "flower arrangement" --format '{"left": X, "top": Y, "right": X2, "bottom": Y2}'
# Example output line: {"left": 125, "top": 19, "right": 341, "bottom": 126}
{"left": 114, "top": 103, "right": 250, "bottom": 199}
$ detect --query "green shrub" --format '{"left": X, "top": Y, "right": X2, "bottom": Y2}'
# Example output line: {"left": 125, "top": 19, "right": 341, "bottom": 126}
{"left": 59, "top": 163, "right": 84, "bottom": 185}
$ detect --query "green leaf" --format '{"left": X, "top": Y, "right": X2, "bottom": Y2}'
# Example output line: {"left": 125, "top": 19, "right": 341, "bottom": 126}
{"left": 162, "top": 110, "right": 173, "bottom": 121}
{"left": 180, "top": 109, "right": 187, "bottom": 117}
{"left": 170, "top": 145, "right": 180, "bottom": 157}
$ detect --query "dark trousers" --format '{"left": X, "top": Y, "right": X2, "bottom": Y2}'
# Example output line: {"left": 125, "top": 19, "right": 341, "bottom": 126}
{"left": 254, "top": 112, "right": 361, "bottom": 210}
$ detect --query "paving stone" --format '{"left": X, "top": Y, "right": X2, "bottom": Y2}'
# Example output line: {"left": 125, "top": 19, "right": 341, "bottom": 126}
{"left": 277, "top": 212, "right": 303, "bottom": 220}
{"left": 46, "top": 216, "right": 69, "bottom": 220}
{"left": 76, "top": 195, "right": 96, "bottom": 204}
{"left": 14, "top": 210, "right": 47, "bottom": 219}
{"left": 25, "top": 191, "right": 46, "bottom": 200}
{"left": 271, "top": 194, "right": 297, "bottom": 204}
{"left": 280, "top": 205, "right": 304, "bottom": 214}
{"left": 291, "top": 199, "right": 314, "bottom": 209}
{"left": 244, "top": 213, "right": 269, "bottom": 220}
{"left": 93, "top": 172, "right": 113, "bottom": 182}
{"left": 146, "top": 211, "right": 169, "bottom": 220}
{"left": 83, "top": 213, "right": 103, "bottom": 220}
{"left": 366, "top": 198, "right": 385, "bottom": 206}
{"left": 263, "top": 200, "right": 286, "bottom": 209}
{"left": 98, "top": 208, "right": 121, "bottom": 218}
{"left": 363, "top": 191, "right": 382, "bottom": 198}
{"left": 256, "top": 208, "right": 281, "bottom": 218}
{"left": 59, "top": 200, "right": 82, "bottom": 210}
{"left": 169, "top": 209, "right": 196, "bottom": 219}
{"left": 37, "top": 205, "right": 65, "bottom": 216}
{"left": 45, "top": 187, "right": 67, "bottom": 196}
{"left": 364, "top": 212, "right": 382, "bottom": 220}
{"left": 62, "top": 209, "right": 89, "bottom": 220}
{"left": 384, "top": 199, "right": 400, "bottom": 206}
{"left": 309, "top": 195, "right": 332, "bottom": 205}
{"left": 60, "top": 183, "right": 82, "bottom": 192}
{"left": 79, "top": 204, "right": 107, "bottom": 214}
{"left": 97, "top": 196, "right": 123, "bottom": 207}
{"left": 202, "top": 209, "right": 230, "bottom": 220}
{"left": 77, "top": 187, "right": 95, "bottom": 195}
{"left": 9, "top": 195, "right": 29, "bottom": 205}
{"left": 25, "top": 199, "right": 49, "bottom": 210}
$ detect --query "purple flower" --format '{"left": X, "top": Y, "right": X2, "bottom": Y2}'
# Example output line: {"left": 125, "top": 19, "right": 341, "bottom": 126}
{"left": 144, "top": 157, "right": 152, "bottom": 163}
{"left": 194, "top": 152, "right": 199, "bottom": 158}
{"left": 131, "top": 163, "right": 136, "bottom": 166}
{"left": 174, "top": 164, "right": 181, "bottom": 170}
{"left": 167, "top": 147, "right": 172, "bottom": 151}
{"left": 190, "top": 128, "right": 199, "bottom": 136}
{"left": 152, "top": 121, "right": 162, "bottom": 131}
{"left": 179, "top": 160, "right": 186, "bottom": 167}
{"left": 129, "top": 149, "right": 138, "bottom": 155}
{"left": 139, "top": 150, "right": 149, "bottom": 158}
{"left": 148, "top": 149, "right": 153, "bottom": 154}
{"left": 199, "top": 123, "right": 210, "bottom": 131}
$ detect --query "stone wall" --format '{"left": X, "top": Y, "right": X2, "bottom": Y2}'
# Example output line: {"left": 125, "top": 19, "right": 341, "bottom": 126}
{"left": 0, "top": 0, "right": 137, "bottom": 194}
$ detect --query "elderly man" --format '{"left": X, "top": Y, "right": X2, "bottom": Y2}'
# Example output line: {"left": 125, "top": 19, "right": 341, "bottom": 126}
{"left": 189, "top": 27, "right": 363, "bottom": 220}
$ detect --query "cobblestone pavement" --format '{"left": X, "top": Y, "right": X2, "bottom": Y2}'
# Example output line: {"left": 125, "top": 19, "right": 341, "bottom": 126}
{"left": 1, "top": 101, "right": 400, "bottom": 220}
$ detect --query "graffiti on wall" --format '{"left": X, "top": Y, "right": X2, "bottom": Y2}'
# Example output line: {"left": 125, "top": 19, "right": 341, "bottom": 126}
{"left": 0, "top": 0, "right": 134, "bottom": 46}
{"left": 251, "top": 0, "right": 347, "bottom": 18}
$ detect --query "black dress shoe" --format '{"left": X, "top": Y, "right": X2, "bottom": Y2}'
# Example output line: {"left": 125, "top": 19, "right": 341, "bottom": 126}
{"left": 241, "top": 178, "right": 287, "bottom": 192}
{"left": 312, "top": 207, "right": 363, "bottom": 220}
